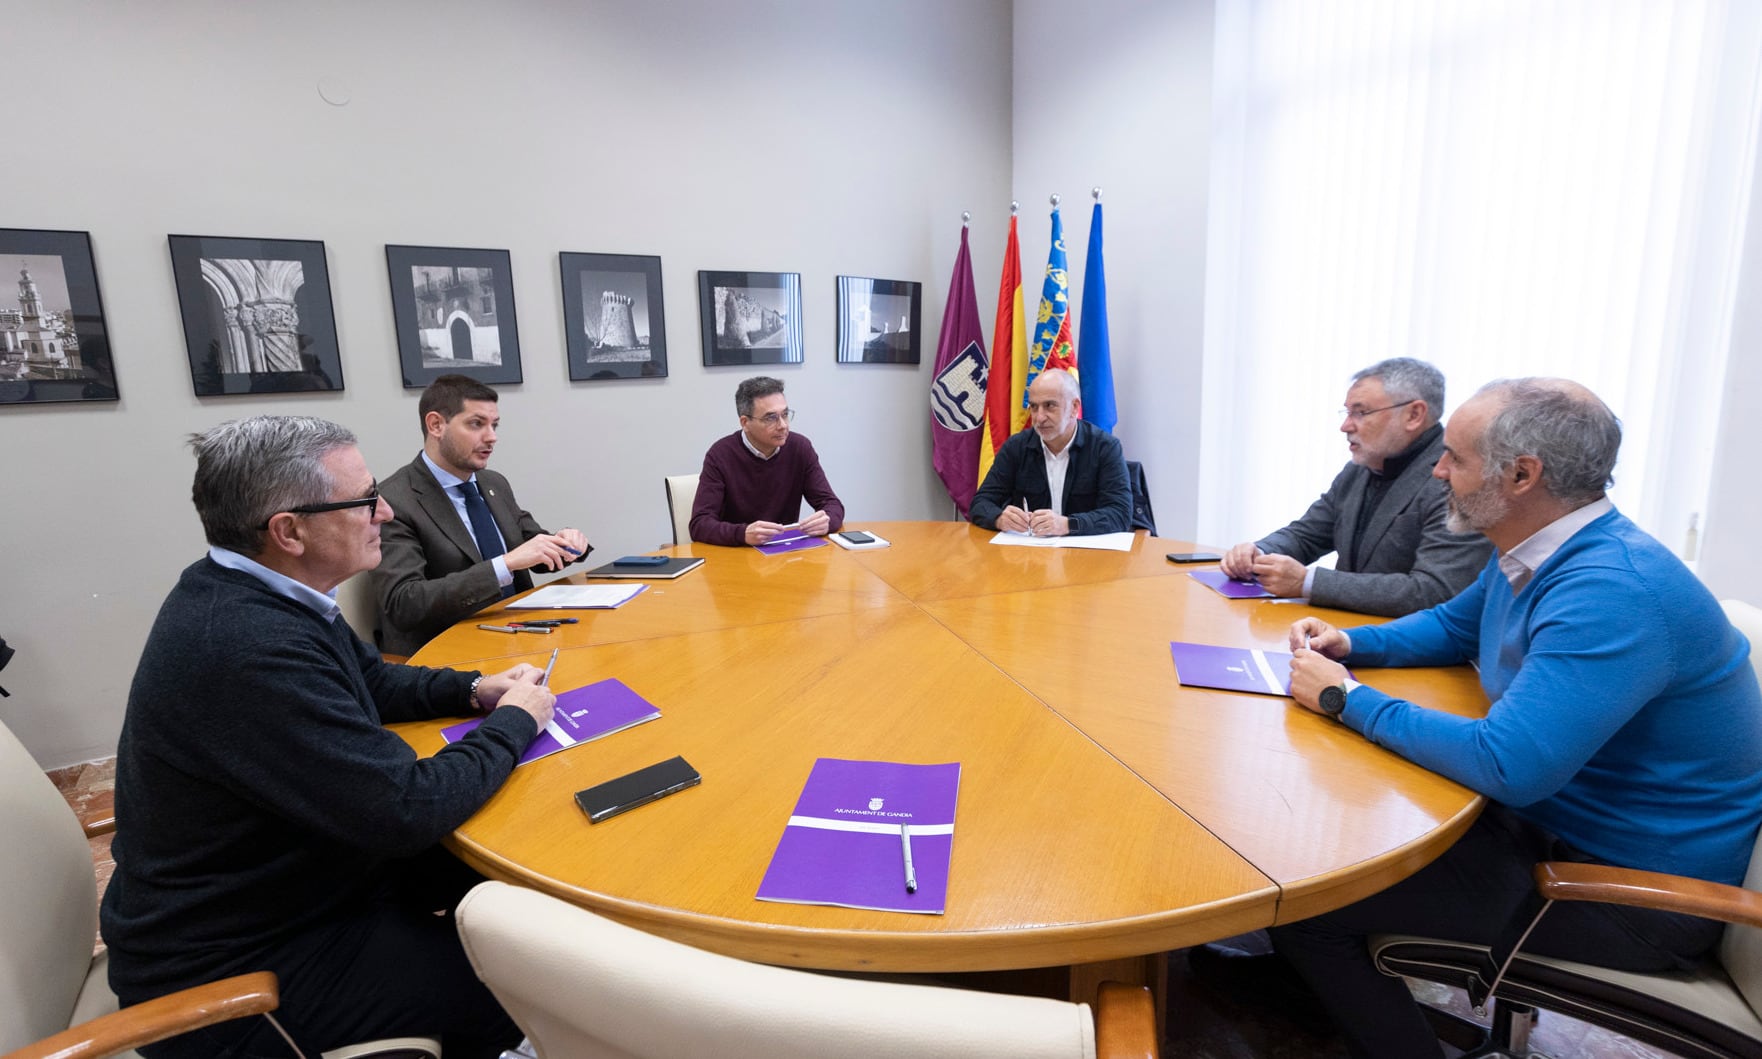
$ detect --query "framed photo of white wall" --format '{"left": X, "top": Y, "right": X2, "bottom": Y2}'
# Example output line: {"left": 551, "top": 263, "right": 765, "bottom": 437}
{"left": 169, "top": 234, "right": 341, "bottom": 396}
{"left": 0, "top": 227, "right": 119, "bottom": 405}
{"left": 835, "top": 276, "right": 921, "bottom": 364}
{"left": 386, "top": 244, "right": 523, "bottom": 389}
{"left": 560, "top": 252, "right": 667, "bottom": 382}
{"left": 697, "top": 270, "right": 803, "bottom": 366}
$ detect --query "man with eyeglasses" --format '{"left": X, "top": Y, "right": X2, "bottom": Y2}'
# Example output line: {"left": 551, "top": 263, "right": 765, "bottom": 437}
{"left": 374, "top": 374, "right": 591, "bottom": 656}
{"left": 102, "top": 415, "right": 552, "bottom": 1058}
{"left": 690, "top": 375, "right": 845, "bottom": 546}
{"left": 1219, "top": 357, "right": 1491, "bottom": 616}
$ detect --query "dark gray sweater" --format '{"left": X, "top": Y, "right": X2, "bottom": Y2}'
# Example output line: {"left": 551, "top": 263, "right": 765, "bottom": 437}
{"left": 101, "top": 558, "right": 536, "bottom": 997}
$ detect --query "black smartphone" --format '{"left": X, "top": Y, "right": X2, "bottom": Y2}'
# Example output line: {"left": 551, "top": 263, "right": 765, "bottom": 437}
{"left": 574, "top": 756, "right": 701, "bottom": 823}
{"left": 838, "top": 531, "right": 875, "bottom": 545}
{"left": 613, "top": 555, "right": 671, "bottom": 567}
{"left": 1167, "top": 552, "right": 1223, "bottom": 563}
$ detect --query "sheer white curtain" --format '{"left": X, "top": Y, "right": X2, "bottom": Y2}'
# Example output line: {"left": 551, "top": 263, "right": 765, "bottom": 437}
{"left": 1199, "top": 0, "right": 1762, "bottom": 554}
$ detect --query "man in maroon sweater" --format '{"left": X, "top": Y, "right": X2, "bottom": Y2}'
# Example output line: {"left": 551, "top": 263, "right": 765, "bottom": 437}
{"left": 690, "top": 376, "right": 845, "bottom": 546}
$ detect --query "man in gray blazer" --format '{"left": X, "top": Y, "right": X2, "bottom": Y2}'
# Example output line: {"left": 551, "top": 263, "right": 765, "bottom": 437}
{"left": 373, "top": 375, "right": 591, "bottom": 656}
{"left": 1219, "top": 358, "right": 1491, "bottom": 616}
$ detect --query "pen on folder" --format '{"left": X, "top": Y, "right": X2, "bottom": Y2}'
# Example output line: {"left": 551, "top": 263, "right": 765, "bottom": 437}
{"left": 900, "top": 823, "right": 917, "bottom": 894}
{"left": 540, "top": 648, "right": 558, "bottom": 687}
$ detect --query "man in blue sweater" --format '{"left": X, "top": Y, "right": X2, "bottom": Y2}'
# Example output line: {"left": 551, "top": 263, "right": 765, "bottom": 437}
{"left": 1275, "top": 378, "right": 1762, "bottom": 1058}
{"left": 102, "top": 416, "right": 555, "bottom": 1059}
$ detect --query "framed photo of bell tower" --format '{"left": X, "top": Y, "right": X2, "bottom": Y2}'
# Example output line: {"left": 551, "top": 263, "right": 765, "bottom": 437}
{"left": 0, "top": 227, "right": 119, "bottom": 406}
{"left": 560, "top": 251, "right": 668, "bottom": 382}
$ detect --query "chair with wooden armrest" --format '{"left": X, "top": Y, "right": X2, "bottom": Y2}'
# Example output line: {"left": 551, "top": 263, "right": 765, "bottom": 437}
{"left": 1370, "top": 599, "right": 1762, "bottom": 1058}
{"left": 0, "top": 711, "right": 436, "bottom": 1059}
{"left": 455, "top": 880, "right": 1160, "bottom": 1059}
{"left": 664, "top": 473, "right": 699, "bottom": 547}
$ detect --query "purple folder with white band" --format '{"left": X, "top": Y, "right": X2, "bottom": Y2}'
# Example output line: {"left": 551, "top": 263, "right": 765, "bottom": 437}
{"left": 755, "top": 533, "right": 829, "bottom": 556}
{"left": 1188, "top": 569, "right": 1276, "bottom": 599}
{"left": 441, "top": 677, "right": 660, "bottom": 766}
{"left": 1169, "top": 642, "right": 1296, "bottom": 696}
{"left": 756, "top": 758, "right": 960, "bottom": 915}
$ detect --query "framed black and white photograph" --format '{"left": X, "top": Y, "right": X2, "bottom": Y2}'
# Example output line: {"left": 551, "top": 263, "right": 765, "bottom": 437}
{"left": 169, "top": 234, "right": 342, "bottom": 397}
{"left": 697, "top": 270, "right": 803, "bottom": 366}
{"left": 835, "top": 276, "right": 922, "bottom": 364}
{"left": 560, "top": 252, "right": 667, "bottom": 381}
{"left": 0, "top": 228, "right": 118, "bottom": 406}
{"left": 386, "top": 245, "right": 522, "bottom": 388}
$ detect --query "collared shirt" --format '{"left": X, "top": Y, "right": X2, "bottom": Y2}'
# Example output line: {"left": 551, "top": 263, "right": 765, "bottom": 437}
{"left": 421, "top": 451, "right": 513, "bottom": 587}
{"left": 1498, "top": 496, "right": 1614, "bottom": 593}
{"left": 740, "top": 429, "right": 783, "bottom": 461}
{"left": 208, "top": 546, "right": 341, "bottom": 623}
{"left": 1041, "top": 429, "right": 1077, "bottom": 517}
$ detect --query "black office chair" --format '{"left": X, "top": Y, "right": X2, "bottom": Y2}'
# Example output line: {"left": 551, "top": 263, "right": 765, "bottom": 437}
{"left": 1125, "top": 460, "right": 1157, "bottom": 536}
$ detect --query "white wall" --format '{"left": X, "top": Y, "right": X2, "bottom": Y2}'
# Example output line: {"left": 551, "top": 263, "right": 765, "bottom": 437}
{"left": 0, "top": 0, "right": 1013, "bottom": 767}
{"left": 1011, "top": 0, "right": 1216, "bottom": 541}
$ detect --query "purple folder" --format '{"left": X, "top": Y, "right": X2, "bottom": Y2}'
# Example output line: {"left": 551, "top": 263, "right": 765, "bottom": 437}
{"left": 757, "top": 758, "right": 961, "bottom": 915}
{"left": 1169, "top": 641, "right": 1295, "bottom": 696}
{"left": 756, "top": 533, "right": 829, "bottom": 556}
{"left": 441, "top": 677, "right": 661, "bottom": 767}
{"left": 1188, "top": 569, "right": 1276, "bottom": 599}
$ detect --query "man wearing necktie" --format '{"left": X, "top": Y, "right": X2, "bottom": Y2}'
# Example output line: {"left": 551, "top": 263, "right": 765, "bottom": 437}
{"left": 375, "top": 375, "right": 591, "bottom": 656}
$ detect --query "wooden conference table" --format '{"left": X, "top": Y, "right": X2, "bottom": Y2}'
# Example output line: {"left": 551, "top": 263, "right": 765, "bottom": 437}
{"left": 396, "top": 521, "right": 1489, "bottom": 1000}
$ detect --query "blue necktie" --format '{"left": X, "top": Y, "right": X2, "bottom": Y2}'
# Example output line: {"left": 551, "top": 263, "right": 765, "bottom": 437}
{"left": 458, "top": 479, "right": 514, "bottom": 599}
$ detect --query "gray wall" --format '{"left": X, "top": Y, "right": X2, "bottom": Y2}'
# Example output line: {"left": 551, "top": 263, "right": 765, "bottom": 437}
{"left": 1, "top": 0, "right": 1014, "bottom": 766}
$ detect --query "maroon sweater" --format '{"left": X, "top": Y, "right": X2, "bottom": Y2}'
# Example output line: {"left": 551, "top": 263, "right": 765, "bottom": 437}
{"left": 689, "top": 431, "right": 845, "bottom": 546}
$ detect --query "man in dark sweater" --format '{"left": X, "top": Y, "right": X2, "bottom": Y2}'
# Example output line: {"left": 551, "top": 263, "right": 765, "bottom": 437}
{"left": 100, "top": 415, "right": 554, "bottom": 1059}
{"left": 970, "top": 369, "right": 1133, "bottom": 536}
{"left": 690, "top": 375, "right": 845, "bottom": 546}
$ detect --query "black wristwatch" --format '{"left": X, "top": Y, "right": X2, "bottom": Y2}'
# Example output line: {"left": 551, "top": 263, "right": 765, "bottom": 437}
{"left": 1318, "top": 682, "right": 1348, "bottom": 718}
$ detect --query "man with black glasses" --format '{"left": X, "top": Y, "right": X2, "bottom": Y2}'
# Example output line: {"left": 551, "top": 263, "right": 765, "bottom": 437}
{"left": 1220, "top": 357, "right": 1490, "bottom": 616}
{"left": 102, "top": 415, "right": 553, "bottom": 1058}
{"left": 690, "top": 375, "right": 845, "bottom": 545}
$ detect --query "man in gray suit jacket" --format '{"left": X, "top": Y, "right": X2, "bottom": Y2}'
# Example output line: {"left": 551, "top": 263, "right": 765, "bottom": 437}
{"left": 373, "top": 375, "right": 591, "bottom": 656}
{"left": 1220, "top": 358, "right": 1491, "bottom": 617}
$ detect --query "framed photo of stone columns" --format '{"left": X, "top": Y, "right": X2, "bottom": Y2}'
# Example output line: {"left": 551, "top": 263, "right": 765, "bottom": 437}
{"left": 560, "top": 252, "right": 668, "bottom": 381}
{"left": 696, "top": 270, "right": 804, "bottom": 366}
{"left": 169, "top": 235, "right": 343, "bottom": 396}
{"left": 386, "top": 244, "right": 523, "bottom": 388}
{"left": 835, "top": 276, "right": 922, "bottom": 364}
{"left": 0, "top": 227, "right": 120, "bottom": 405}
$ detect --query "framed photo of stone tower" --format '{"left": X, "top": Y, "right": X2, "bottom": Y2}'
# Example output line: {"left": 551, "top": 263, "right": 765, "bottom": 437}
{"left": 560, "top": 252, "right": 668, "bottom": 382}
{"left": 169, "top": 234, "right": 343, "bottom": 396}
{"left": 696, "top": 270, "right": 804, "bottom": 367}
{"left": 0, "top": 227, "right": 120, "bottom": 406}
{"left": 386, "top": 244, "right": 523, "bottom": 389}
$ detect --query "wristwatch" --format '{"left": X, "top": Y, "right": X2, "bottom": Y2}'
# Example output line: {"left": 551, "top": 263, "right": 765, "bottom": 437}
{"left": 1318, "top": 682, "right": 1348, "bottom": 718}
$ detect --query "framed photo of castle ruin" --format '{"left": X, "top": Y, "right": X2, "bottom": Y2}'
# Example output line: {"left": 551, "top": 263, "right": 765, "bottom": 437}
{"left": 169, "top": 234, "right": 342, "bottom": 396}
{"left": 386, "top": 244, "right": 523, "bottom": 389}
{"left": 560, "top": 252, "right": 667, "bottom": 381}
{"left": 0, "top": 228, "right": 119, "bottom": 406}
{"left": 696, "top": 270, "right": 804, "bottom": 367}
{"left": 835, "top": 276, "right": 922, "bottom": 364}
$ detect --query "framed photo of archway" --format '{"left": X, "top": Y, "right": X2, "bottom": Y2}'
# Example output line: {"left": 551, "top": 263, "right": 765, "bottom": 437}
{"left": 169, "top": 234, "right": 342, "bottom": 396}
{"left": 0, "top": 227, "right": 120, "bottom": 406}
{"left": 386, "top": 244, "right": 523, "bottom": 388}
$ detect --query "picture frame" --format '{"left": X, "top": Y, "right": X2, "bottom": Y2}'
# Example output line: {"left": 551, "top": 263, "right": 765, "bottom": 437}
{"left": 560, "top": 252, "right": 667, "bottom": 381}
{"left": 697, "top": 270, "right": 804, "bottom": 366}
{"left": 0, "top": 228, "right": 119, "bottom": 405}
{"left": 386, "top": 245, "right": 522, "bottom": 388}
{"left": 835, "top": 276, "right": 922, "bottom": 364}
{"left": 169, "top": 234, "right": 342, "bottom": 396}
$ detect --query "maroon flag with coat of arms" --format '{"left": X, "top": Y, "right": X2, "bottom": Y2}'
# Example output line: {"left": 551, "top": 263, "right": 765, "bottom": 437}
{"left": 929, "top": 224, "right": 987, "bottom": 518}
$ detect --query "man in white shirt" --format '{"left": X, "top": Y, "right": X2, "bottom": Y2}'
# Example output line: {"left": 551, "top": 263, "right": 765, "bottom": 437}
{"left": 968, "top": 369, "right": 1132, "bottom": 536}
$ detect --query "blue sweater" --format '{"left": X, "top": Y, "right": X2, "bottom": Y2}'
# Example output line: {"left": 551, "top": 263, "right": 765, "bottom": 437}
{"left": 1343, "top": 508, "right": 1762, "bottom": 886}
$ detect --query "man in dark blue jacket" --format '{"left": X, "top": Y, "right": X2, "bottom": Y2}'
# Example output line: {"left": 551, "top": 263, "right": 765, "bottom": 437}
{"left": 969, "top": 369, "right": 1132, "bottom": 536}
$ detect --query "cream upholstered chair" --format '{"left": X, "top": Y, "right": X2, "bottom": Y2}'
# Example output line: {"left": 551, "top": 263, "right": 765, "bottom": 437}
{"left": 663, "top": 473, "right": 699, "bottom": 546}
{"left": 335, "top": 572, "right": 408, "bottom": 664}
{"left": 455, "top": 881, "right": 1159, "bottom": 1059}
{"left": 1369, "top": 599, "right": 1762, "bottom": 1058}
{"left": 0, "top": 711, "right": 436, "bottom": 1059}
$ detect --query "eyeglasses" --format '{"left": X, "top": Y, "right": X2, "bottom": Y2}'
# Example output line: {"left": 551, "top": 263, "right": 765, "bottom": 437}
{"left": 259, "top": 482, "right": 379, "bottom": 529}
{"left": 750, "top": 409, "right": 796, "bottom": 426}
{"left": 1339, "top": 400, "right": 1416, "bottom": 423}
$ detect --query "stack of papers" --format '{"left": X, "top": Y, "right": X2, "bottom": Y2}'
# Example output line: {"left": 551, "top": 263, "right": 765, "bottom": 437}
{"left": 989, "top": 530, "right": 1135, "bottom": 552}
{"left": 441, "top": 677, "right": 661, "bottom": 766}
{"left": 509, "top": 584, "right": 647, "bottom": 609}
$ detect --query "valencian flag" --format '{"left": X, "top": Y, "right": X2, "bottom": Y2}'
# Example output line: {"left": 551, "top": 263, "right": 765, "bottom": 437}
{"left": 978, "top": 211, "right": 1028, "bottom": 489}
{"left": 929, "top": 223, "right": 987, "bottom": 517}
{"left": 1078, "top": 198, "right": 1116, "bottom": 431}
{"left": 1026, "top": 204, "right": 1078, "bottom": 416}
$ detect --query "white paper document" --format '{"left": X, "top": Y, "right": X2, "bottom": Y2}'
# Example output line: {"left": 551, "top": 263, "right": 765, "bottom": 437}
{"left": 989, "top": 530, "right": 1135, "bottom": 552}
{"left": 507, "top": 584, "right": 647, "bottom": 609}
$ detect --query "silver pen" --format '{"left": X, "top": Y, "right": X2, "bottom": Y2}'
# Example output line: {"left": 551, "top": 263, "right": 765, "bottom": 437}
{"left": 540, "top": 647, "right": 559, "bottom": 687}
{"left": 900, "top": 823, "right": 917, "bottom": 894}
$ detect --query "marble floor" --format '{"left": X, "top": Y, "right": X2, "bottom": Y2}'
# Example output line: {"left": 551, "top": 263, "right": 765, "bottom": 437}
{"left": 50, "top": 757, "right": 1681, "bottom": 1057}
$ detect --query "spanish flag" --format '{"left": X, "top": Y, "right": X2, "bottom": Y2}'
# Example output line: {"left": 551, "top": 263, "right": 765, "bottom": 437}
{"left": 977, "top": 213, "right": 1028, "bottom": 488}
